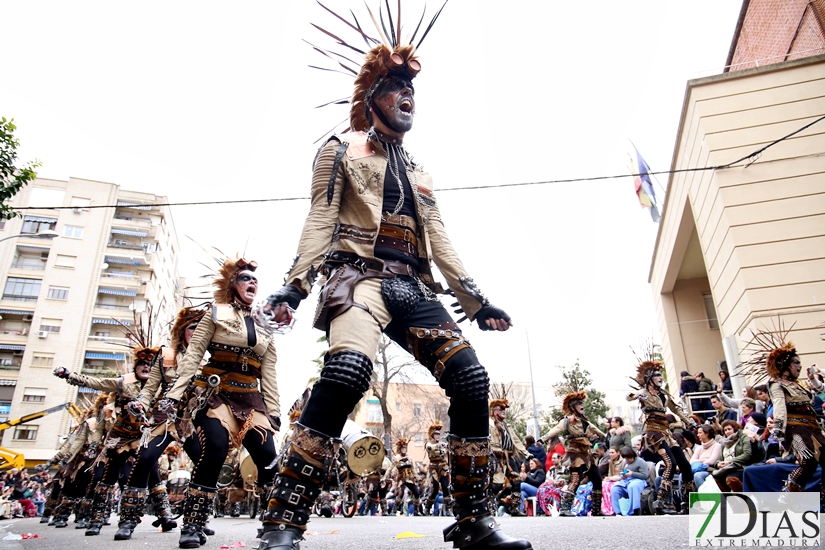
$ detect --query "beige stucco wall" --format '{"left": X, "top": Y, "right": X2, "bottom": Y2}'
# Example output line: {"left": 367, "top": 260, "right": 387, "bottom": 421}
{"left": 650, "top": 54, "right": 825, "bottom": 386}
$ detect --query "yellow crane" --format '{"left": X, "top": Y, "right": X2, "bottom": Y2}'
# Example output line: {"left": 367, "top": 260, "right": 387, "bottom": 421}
{"left": 0, "top": 402, "right": 83, "bottom": 470}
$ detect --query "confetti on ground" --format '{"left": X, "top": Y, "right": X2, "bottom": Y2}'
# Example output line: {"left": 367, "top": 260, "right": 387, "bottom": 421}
{"left": 395, "top": 531, "right": 431, "bottom": 539}
{"left": 305, "top": 530, "right": 340, "bottom": 536}
{"left": 219, "top": 542, "right": 246, "bottom": 549}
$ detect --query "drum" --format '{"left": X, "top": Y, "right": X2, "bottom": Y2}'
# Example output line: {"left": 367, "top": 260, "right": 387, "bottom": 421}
{"left": 216, "top": 463, "right": 235, "bottom": 488}
{"left": 340, "top": 420, "right": 386, "bottom": 477}
{"left": 167, "top": 469, "right": 191, "bottom": 492}
{"left": 239, "top": 446, "right": 258, "bottom": 486}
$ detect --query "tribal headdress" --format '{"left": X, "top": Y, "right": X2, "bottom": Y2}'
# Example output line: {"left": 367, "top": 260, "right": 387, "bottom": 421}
{"left": 736, "top": 318, "right": 798, "bottom": 383}
{"left": 562, "top": 391, "right": 587, "bottom": 416}
{"left": 489, "top": 399, "right": 509, "bottom": 416}
{"left": 629, "top": 338, "right": 664, "bottom": 388}
{"left": 489, "top": 382, "right": 510, "bottom": 417}
{"left": 213, "top": 257, "right": 258, "bottom": 303}
{"left": 427, "top": 420, "right": 443, "bottom": 439}
{"left": 308, "top": 0, "right": 448, "bottom": 137}
{"left": 395, "top": 438, "right": 409, "bottom": 453}
{"left": 170, "top": 306, "right": 207, "bottom": 353}
{"left": 113, "top": 307, "right": 163, "bottom": 371}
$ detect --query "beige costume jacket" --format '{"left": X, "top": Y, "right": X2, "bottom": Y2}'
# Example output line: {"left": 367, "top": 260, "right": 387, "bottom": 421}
{"left": 165, "top": 304, "right": 280, "bottom": 418}
{"left": 286, "top": 131, "right": 485, "bottom": 322}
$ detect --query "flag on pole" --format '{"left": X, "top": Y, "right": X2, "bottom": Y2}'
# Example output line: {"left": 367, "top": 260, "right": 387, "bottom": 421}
{"left": 631, "top": 147, "right": 660, "bottom": 222}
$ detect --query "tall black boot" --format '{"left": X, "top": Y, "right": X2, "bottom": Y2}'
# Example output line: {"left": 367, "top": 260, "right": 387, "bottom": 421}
{"left": 114, "top": 487, "right": 146, "bottom": 541}
{"left": 591, "top": 490, "right": 603, "bottom": 516}
{"left": 52, "top": 496, "right": 77, "bottom": 528}
{"left": 379, "top": 498, "right": 390, "bottom": 516}
{"left": 178, "top": 484, "right": 214, "bottom": 549}
{"left": 558, "top": 491, "right": 576, "bottom": 517}
{"left": 42, "top": 492, "right": 59, "bottom": 524}
{"left": 257, "top": 423, "right": 335, "bottom": 550}
{"left": 653, "top": 482, "right": 678, "bottom": 516}
{"left": 75, "top": 497, "right": 93, "bottom": 529}
{"left": 149, "top": 484, "right": 178, "bottom": 532}
{"left": 86, "top": 483, "right": 114, "bottom": 536}
{"left": 443, "top": 436, "right": 532, "bottom": 549}
{"left": 680, "top": 481, "right": 696, "bottom": 514}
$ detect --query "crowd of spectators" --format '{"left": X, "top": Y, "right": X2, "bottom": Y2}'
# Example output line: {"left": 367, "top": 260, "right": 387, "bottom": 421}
{"left": 0, "top": 467, "right": 49, "bottom": 519}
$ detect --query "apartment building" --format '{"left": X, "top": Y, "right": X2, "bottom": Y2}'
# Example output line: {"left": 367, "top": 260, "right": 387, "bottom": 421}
{"left": 649, "top": 1, "right": 825, "bottom": 388}
{"left": 0, "top": 177, "right": 183, "bottom": 464}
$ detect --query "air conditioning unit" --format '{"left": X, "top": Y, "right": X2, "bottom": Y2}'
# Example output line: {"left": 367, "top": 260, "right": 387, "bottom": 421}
{"left": 37, "top": 331, "right": 48, "bottom": 339}
{"left": 114, "top": 239, "right": 128, "bottom": 246}
{"left": 40, "top": 252, "right": 50, "bottom": 259}
{"left": 72, "top": 207, "right": 83, "bottom": 214}
{"left": 22, "top": 315, "right": 33, "bottom": 321}
{"left": 12, "top": 350, "right": 24, "bottom": 356}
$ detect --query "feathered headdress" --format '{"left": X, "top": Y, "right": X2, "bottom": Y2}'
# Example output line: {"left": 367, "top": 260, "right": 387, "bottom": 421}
{"left": 171, "top": 306, "right": 207, "bottom": 352}
{"left": 736, "top": 318, "right": 798, "bottom": 383}
{"left": 308, "top": 0, "right": 448, "bottom": 137}
{"left": 213, "top": 257, "right": 258, "bottom": 303}
{"left": 562, "top": 391, "right": 587, "bottom": 415}
{"left": 427, "top": 420, "right": 443, "bottom": 439}
{"left": 113, "top": 308, "right": 162, "bottom": 370}
{"left": 489, "top": 382, "right": 510, "bottom": 417}
{"left": 629, "top": 338, "right": 664, "bottom": 388}
{"left": 395, "top": 437, "right": 409, "bottom": 453}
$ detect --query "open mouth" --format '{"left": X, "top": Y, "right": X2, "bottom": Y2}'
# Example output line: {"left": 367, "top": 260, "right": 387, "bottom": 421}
{"left": 398, "top": 98, "right": 413, "bottom": 114}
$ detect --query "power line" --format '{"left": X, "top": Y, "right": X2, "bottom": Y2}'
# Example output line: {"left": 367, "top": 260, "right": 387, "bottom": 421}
{"left": 15, "top": 114, "right": 824, "bottom": 211}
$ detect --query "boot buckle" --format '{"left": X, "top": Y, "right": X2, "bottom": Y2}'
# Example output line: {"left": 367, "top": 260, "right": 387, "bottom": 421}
{"left": 282, "top": 510, "right": 294, "bottom": 523}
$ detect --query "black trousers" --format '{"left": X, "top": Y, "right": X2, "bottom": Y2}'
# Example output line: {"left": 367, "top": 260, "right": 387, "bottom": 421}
{"left": 128, "top": 432, "right": 202, "bottom": 489}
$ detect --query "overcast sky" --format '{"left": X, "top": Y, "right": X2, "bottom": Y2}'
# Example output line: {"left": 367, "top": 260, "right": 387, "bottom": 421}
{"left": 2, "top": 0, "right": 744, "bottom": 413}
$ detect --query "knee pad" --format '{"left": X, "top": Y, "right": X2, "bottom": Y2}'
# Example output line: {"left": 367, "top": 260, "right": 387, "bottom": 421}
{"left": 441, "top": 359, "right": 488, "bottom": 405}
{"left": 317, "top": 350, "right": 373, "bottom": 394}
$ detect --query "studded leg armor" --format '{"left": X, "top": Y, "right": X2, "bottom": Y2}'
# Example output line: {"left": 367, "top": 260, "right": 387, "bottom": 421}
{"left": 74, "top": 497, "right": 93, "bottom": 529}
{"left": 257, "top": 423, "right": 336, "bottom": 550}
{"left": 52, "top": 496, "right": 77, "bottom": 528}
{"left": 85, "top": 482, "right": 114, "bottom": 536}
{"left": 442, "top": 436, "right": 532, "bottom": 549}
{"left": 149, "top": 484, "right": 178, "bottom": 532}
{"left": 654, "top": 481, "right": 678, "bottom": 515}
{"left": 590, "top": 490, "right": 603, "bottom": 517}
{"left": 42, "top": 488, "right": 59, "bottom": 524}
{"left": 443, "top": 495, "right": 454, "bottom": 517}
{"left": 380, "top": 498, "right": 390, "bottom": 516}
{"left": 114, "top": 487, "right": 146, "bottom": 541}
{"left": 558, "top": 491, "right": 575, "bottom": 517}
{"left": 178, "top": 484, "right": 215, "bottom": 549}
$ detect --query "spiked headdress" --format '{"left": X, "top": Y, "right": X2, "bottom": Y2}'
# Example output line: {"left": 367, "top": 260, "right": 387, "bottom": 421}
{"left": 489, "top": 399, "right": 509, "bottom": 416}
{"left": 308, "top": 0, "right": 448, "bottom": 136}
{"left": 287, "top": 388, "right": 312, "bottom": 426}
{"left": 113, "top": 308, "right": 162, "bottom": 371}
{"left": 427, "top": 420, "right": 443, "bottom": 439}
{"left": 213, "top": 257, "right": 258, "bottom": 304}
{"left": 395, "top": 437, "right": 409, "bottom": 453}
{"left": 489, "top": 382, "right": 511, "bottom": 417}
{"left": 737, "top": 318, "right": 798, "bottom": 383}
{"left": 628, "top": 338, "right": 664, "bottom": 388}
{"left": 562, "top": 391, "right": 587, "bottom": 416}
{"left": 171, "top": 306, "right": 207, "bottom": 353}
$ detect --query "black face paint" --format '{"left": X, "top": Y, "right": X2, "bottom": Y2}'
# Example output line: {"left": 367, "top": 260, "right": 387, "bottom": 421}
{"left": 371, "top": 77, "right": 415, "bottom": 134}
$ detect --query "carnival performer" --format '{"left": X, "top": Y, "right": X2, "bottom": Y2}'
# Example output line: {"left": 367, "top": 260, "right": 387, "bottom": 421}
{"left": 255, "top": 4, "right": 528, "bottom": 548}
{"left": 541, "top": 391, "right": 605, "bottom": 516}
{"left": 489, "top": 398, "right": 528, "bottom": 516}
{"left": 36, "top": 423, "right": 76, "bottom": 526}
{"left": 160, "top": 258, "right": 281, "bottom": 549}
{"left": 53, "top": 338, "right": 166, "bottom": 536}
{"left": 423, "top": 421, "right": 451, "bottom": 516}
{"left": 626, "top": 358, "right": 696, "bottom": 515}
{"left": 364, "top": 454, "right": 393, "bottom": 516}
{"left": 739, "top": 325, "right": 825, "bottom": 511}
{"left": 389, "top": 438, "right": 422, "bottom": 516}
{"left": 111, "top": 306, "right": 208, "bottom": 541}
{"left": 47, "top": 393, "right": 109, "bottom": 529}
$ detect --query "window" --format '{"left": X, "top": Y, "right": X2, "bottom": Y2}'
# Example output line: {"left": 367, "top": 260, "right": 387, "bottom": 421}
{"left": 28, "top": 188, "right": 64, "bottom": 208}
{"left": 39, "top": 319, "right": 61, "bottom": 333}
{"left": 54, "top": 255, "right": 76, "bottom": 268}
{"left": 413, "top": 432, "right": 424, "bottom": 446}
{"left": 395, "top": 402, "right": 402, "bottom": 411}
{"left": 367, "top": 401, "right": 383, "bottom": 423}
{"left": 70, "top": 197, "right": 91, "bottom": 208}
{"left": 31, "top": 354, "right": 54, "bottom": 367}
{"left": 703, "top": 293, "right": 719, "bottom": 330}
{"left": 63, "top": 225, "right": 84, "bottom": 239}
{"left": 413, "top": 403, "right": 422, "bottom": 417}
{"left": 94, "top": 331, "right": 111, "bottom": 338}
{"left": 13, "top": 425, "right": 38, "bottom": 440}
{"left": 21, "top": 216, "right": 57, "bottom": 234}
{"left": 47, "top": 286, "right": 69, "bottom": 300}
{"left": 3, "top": 277, "right": 41, "bottom": 301}
{"left": 22, "top": 387, "right": 46, "bottom": 403}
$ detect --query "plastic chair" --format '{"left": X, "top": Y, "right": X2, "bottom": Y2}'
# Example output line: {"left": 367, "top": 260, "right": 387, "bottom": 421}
{"left": 524, "top": 497, "right": 538, "bottom": 516}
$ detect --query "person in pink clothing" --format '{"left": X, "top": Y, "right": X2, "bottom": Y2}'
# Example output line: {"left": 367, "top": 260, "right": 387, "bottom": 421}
{"left": 691, "top": 424, "right": 722, "bottom": 488}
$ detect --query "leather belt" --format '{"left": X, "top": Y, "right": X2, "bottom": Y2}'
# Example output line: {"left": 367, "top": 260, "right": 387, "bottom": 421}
{"left": 382, "top": 259, "right": 418, "bottom": 278}
{"left": 378, "top": 224, "right": 418, "bottom": 248}
{"left": 208, "top": 342, "right": 263, "bottom": 362}
{"left": 381, "top": 213, "right": 417, "bottom": 232}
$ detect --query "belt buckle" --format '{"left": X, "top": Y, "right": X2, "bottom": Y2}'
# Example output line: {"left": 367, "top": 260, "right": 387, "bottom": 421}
{"left": 241, "top": 356, "right": 249, "bottom": 372}
{"left": 282, "top": 509, "right": 294, "bottom": 522}
{"left": 352, "top": 257, "right": 367, "bottom": 273}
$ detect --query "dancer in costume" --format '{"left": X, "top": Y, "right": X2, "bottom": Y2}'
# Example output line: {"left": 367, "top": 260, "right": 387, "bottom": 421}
{"left": 389, "top": 438, "right": 421, "bottom": 516}
{"left": 161, "top": 257, "right": 281, "bottom": 549}
{"left": 53, "top": 336, "right": 168, "bottom": 536}
{"left": 489, "top": 398, "right": 527, "bottom": 516}
{"left": 423, "top": 421, "right": 451, "bottom": 516}
{"left": 112, "top": 306, "right": 208, "bottom": 541}
{"left": 255, "top": 4, "right": 529, "bottom": 548}
{"left": 738, "top": 323, "right": 825, "bottom": 510}
{"left": 626, "top": 356, "right": 695, "bottom": 515}
{"left": 364, "top": 454, "right": 393, "bottom": 516}
{"left": 542, "top": 391, "right": 605, "bottom": 516}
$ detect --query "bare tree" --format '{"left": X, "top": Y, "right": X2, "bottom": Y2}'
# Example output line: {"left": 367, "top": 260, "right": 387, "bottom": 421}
{"left": 371, "top": 335, "right": 427, "bottom": 441}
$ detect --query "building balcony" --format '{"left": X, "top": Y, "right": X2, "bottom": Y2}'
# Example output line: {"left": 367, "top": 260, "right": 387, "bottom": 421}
{"left": 9, "top": 263, "right": 45, "bottom": 271}
{"left": 81, "top": 366, "right": 119, "bottom": 377}
{"left": 107, "top": 241, "right": 145, "bottom": 251}
{"left": 99, "top": 273, "right": 144, "bottom": 286}
{"left": 0, "top": 331, "right": 29, "bottom": 344}
{"left": 94, "top": 302, "right": 132, "bottom": 311}
{"left": 112, "top": 214, "right": 152, "bottom": 227}
{"left": 1, "top": 295, "right": 38, "bottom": 302}
{"left": 0, "top": 361, "right": 21, "bottom": 370}
{"left": 87, "top": 335, "right": 131, "bottom": 345}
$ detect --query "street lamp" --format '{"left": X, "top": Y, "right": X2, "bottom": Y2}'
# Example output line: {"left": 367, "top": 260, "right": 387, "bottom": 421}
{"left": 0, "top": 230, "right": 59, "bottom": 244}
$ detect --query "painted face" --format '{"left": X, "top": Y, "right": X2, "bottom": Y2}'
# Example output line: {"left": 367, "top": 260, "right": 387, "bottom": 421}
{"left": 134, "top": 358, "right": 153, "bottom": 381}
{"left": 184, "top": 322, "right": 199, "bottom": 347}
{"left": 788, "top": 355, "right": 802, "bottom": 379}
{"left": 431, "top": 430, "right": 441, "bottom": 441}
{"left": 651, "top": 373, "right": 663, "bottom": 388}
{"left": 572, "top": 401, "right": 585, "bottom": 416}
{"left": 399, "top": 445, "right": 407, "bottom": 455}
{"left": 372, "top": 77, "right": 415, "bottom": 133}
{"left": 493, "top": 406, "right": 506, "bottom": 421}
{"left": 233, "top": 270, "right": 258, "bottom": 305}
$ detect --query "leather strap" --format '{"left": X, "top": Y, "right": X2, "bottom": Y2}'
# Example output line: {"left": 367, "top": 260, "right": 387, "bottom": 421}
{"left": 378, "top": 224, "right": 418, "bottom": 248}
{"left": 327, "top": 141, "right": 350, "bottom": 206}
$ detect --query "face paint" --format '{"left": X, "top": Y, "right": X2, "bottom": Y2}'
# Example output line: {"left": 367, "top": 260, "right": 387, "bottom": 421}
{"left": 233, "top": 270, "right": 258, "bottom": 305}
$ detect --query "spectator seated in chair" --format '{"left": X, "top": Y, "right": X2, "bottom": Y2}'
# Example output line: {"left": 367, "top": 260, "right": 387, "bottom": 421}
{"left": 691, "top": 424, "right": 722, "bottom": 488}
{"left": 610, "top": 446, "right": 649, "bottom": 516}
{"left": 710, "top": 419, "right": 755, "bottom": 491}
